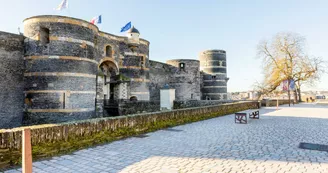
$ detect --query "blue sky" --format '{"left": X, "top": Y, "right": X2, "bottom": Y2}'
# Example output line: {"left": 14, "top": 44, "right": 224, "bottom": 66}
{"left": 1, "top": 0, "right": 327, "bottom": 92}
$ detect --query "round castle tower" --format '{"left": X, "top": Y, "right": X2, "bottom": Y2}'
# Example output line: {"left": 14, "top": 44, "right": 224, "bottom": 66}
{"left": 199, "top": 50, "right": 228, "bottom": 100}
{"left": 166, "top": 59, "right": 201, "bottom": 100}
{"left": 23, "top": 15, "right": 99, "bottom": 124}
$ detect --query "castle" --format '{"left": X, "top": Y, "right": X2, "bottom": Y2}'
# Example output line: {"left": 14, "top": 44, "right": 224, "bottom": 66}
{"left": 0, "top": 15, "right": 228, "bottom": 128}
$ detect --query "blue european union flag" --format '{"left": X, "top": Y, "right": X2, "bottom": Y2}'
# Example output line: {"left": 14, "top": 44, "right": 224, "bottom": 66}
{"left": 120, "top": 22, "right": 131, "bottom": 32}
{"left": 98, "top": 15, "right": 102, "bottom": 24}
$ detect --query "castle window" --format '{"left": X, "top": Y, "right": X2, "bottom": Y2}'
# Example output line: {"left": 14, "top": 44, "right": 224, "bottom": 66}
{"left": 84, "top": 45, "right": 88, "bottom": 58}
{"left": 25, "top": 93, "right": 33, "bottom": 107}
{"left": 130, "top": 96, "right": 138, "bottom": 101}
{"left": 105, "top": 45, "right": 112, "bottom": 57}
{"left": 94, "top": 36, "right": 98, "bottom": 47}
{"left": 179, "top": 63, "right": 185, "bottom": 71}
{"left": 140, "top": 56, "right": 145, "bottom": 68}
{"left": 191, "top": 94, "right": 193, "bottom": 99}
{"left": 40, "top": 27, "right": 49, "bottom": 45}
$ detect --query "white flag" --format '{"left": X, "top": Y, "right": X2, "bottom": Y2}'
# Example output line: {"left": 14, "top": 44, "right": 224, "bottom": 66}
{"left": 55, "top": 0, "right": 68, "bottom": 11}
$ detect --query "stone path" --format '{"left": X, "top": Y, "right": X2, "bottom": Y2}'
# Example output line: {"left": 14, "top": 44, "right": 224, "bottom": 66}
{"left": 6, "top": 103, "right": 328, "bottom": 173}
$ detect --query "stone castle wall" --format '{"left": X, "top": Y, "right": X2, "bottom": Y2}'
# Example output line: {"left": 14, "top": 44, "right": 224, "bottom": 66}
{"left": 119, "top": 100, "right": 160, "bottom": 115}
{"left": 166, "top": 59, "right": 201, "bottom": 100}
{"left": 23, "top": 16, "right": 99, "bottom": 125}
{"left": 173, "top": 100, "right": 236, "bottom": 109}
{"left": 149, "top": 60, "right": 174, "bottom": 100}
{"left": 0, "top": 31, "right": 25, "bottom": 128}
{"left": 149, "top": 59, "right": 201, "bottom": 101}
{"left": 0, "top": 15, "right": 230, "bottom": 128}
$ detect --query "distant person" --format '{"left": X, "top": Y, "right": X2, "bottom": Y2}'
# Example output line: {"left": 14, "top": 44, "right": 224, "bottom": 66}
{"left": 306, "top": 98, "right": 309, "bottom": 103}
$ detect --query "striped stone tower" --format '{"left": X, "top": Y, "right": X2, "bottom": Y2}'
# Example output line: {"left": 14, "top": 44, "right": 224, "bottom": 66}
{"left": 23, "top": 16, "right": 98, "bottom": 124}
{"left": 199, "top": 50, "right": 228, "bottom": 100}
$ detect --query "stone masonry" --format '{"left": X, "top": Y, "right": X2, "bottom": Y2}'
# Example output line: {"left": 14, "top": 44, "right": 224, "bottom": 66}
{"left": 0, "top": 31, "right": 24, "bottom": 128}
{"left": 0, "top": 15, "right": 229, "bottom": 128}
{"left": 5, "top": 104, "right": 328, "bottom": 173}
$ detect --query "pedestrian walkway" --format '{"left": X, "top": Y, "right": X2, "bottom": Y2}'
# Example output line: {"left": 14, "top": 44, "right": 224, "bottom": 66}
{"left": 6, "top": 103, "right": 328, "bottom": 173}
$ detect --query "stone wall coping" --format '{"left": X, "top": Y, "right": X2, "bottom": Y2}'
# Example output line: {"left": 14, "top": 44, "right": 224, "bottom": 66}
{"left": 200, "top": 49, "right": 226, "bottom": 54}
{"left": 166, "top": 59, "right": 199, "bottom": 62}
{"left": 99, "top": 31, "right": 150, "bottom": 46}
{"left": 0, "top": 101, "right": 257, "bottom": 132}
{"left": 23, "top": 15, "right": 99, "bottom": 32}
{"left": 0, "top": 31, "right": 24, "bottom": 38}
{"left": 149, "top": 60, "right": 175, "bottom": 68}
{"left": 23, "top": 15, "right": 150, "bottom": 45}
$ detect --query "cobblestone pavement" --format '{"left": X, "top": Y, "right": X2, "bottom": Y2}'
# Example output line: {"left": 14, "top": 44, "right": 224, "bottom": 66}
{"left": 6, "top": 103, "right": 328, "bottom": 173}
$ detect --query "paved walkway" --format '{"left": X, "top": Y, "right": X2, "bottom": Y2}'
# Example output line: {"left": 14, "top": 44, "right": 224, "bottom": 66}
{"left": 6, "top": 103, "right": 328, "bottom": 173}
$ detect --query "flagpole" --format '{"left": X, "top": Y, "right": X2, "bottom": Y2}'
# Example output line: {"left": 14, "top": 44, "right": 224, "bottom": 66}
{"left": 67, "top": 0, "right": 71, "bottom": 17}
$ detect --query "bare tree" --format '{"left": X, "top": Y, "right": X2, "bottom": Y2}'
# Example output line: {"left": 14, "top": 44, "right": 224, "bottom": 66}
{"left": 256, "top": 32, "right": 326, "bottom": 103}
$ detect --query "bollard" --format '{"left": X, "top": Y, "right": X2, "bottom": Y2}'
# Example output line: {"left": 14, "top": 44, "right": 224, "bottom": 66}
{"left": 22, "top": 128, "right": 32, "bottom": 173}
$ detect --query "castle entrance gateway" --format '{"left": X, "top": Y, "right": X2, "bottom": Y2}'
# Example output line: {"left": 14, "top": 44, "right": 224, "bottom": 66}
{"left": 98, "top": 60, "right": 119, "bottom": 101}
{"left": 96, "top": 59, "right": 130, "bottom": 116}
{"left": 96, "top": 59, "right": 120, "bottom": 116}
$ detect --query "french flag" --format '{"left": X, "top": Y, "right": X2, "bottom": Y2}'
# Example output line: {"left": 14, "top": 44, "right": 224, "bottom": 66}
{"left": 90, "top": 15, "right": 102, "bottom": 25}
{"left": 55, "top": 0, "right": 68, "bottom": 11}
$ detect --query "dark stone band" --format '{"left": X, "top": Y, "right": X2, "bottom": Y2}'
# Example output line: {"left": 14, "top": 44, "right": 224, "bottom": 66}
{"left": 202, "top": 87, "right": 227, "bottom": 93}
{"left": 202, "top": 67, "right": 227, "bottom": 73}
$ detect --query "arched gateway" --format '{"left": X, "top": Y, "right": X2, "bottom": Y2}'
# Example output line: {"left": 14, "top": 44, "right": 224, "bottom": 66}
{"left": 98, "top": 59, "right": 119, "bottom": 101}
{"left": 96, "top": 59, "right": 129, "bottom": 117}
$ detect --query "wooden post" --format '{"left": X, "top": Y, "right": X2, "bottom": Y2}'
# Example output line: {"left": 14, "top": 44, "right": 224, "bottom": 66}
{"left": 22, "top": 128, "right": 32, "bottom": 173}
{"left": 276, "top": 99, "right": 279, "bottom": 110}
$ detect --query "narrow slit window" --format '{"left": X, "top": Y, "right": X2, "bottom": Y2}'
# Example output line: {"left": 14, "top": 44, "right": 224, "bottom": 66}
{"left": 84, "top": 45, "right": 88, "bottom": 58}
{"left": 94, "top": 36, "right": 98, "bottom": 47}
{"left": 106, "top": 45, "right": 112, "bottom": 57}
{"left": 140, "top": 56, "right": 145, "bottom": 68}
{"left": 179, "top": 63, "right": 185, "bottom": 71}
